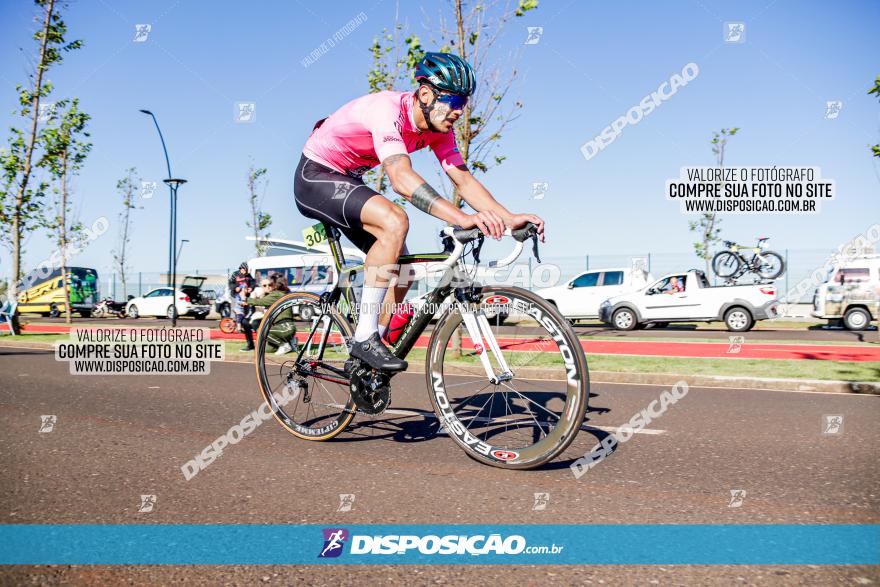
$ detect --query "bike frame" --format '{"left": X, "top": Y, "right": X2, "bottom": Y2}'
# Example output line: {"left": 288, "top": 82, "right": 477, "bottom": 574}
{"left": 294, "top": 223, "right": 515, "bottom": 385}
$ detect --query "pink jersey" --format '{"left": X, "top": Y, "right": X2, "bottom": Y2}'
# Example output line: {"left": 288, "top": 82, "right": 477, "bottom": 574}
{"left": 302, "top": 90, "right": 464, "bottom": 177}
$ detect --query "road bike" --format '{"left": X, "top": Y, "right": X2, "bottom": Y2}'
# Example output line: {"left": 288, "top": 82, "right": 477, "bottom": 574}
{"left": 711, "top": 237, "right": 785, "bottom": 282}
{"left": 254, "top": 222, "right": 589, "bottom": 469}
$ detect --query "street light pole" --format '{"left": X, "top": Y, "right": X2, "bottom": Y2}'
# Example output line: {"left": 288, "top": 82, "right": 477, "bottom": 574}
{"left": 138, "top": 110, "right": 174, "bottom": 288}
{"left": 164, "top": 179, "right": 187, "bottom": 327}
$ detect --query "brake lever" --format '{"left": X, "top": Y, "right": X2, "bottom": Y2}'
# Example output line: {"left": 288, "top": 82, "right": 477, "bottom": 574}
{"left": 472, "top": 235, "right": 484, "bottom": 263}
{"left": 531, "top": 234, "right": 541, "bottom": 263}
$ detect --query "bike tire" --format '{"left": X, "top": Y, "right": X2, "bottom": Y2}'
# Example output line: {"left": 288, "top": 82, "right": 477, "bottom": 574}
{"left": 255, "top": 292, "right": 357, "bottom": 441}
{"left": 424, "top": 285, "right": 589, "bottom": 470}
{"left": 712, "top": 251, "right": 742, "bottom": 278}
{"left": 755, "top": 250, "right": 785, "bottom": 280}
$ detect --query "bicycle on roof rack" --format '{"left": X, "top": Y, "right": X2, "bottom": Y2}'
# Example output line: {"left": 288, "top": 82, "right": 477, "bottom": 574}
{"left": 712, "top": 237, "right": 785, "bottom": 283}
{"left": 253, "top": 222, "right": 589, "bottom": 470}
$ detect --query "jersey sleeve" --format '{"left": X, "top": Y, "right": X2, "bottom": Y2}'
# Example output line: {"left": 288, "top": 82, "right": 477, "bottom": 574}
{"left": 430, "top": 131, "right": 465, "bottom": 171}
{"left": 368, "top": 102, "right": 408, "bottom": 163}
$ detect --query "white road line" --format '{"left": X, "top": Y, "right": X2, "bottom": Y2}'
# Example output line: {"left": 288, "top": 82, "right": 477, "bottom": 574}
{"left": 586, "top": 424, "right": 666, "bottom": 435}
{"left": 597, "top": 380, "right": 879, "bottom": 396}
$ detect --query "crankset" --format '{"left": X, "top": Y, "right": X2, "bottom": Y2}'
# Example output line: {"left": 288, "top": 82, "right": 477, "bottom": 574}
{"left": 347, "top": 360, "right": 391, "bottom": 416}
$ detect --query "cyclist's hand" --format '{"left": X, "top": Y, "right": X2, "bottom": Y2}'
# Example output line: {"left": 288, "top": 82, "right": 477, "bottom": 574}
{"left": 509, "top": 213, "right": 545, "bottom": 242}
{"left": 462, "top": 210, "right": 505, "bottom": 240}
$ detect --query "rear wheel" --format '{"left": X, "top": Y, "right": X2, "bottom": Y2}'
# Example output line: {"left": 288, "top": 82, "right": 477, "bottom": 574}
{"left": 843, "top": 307, "right": 871, "bottom": 331}
{"left": 166, "top": 305, "right": 178, "bottom": 320}
{"left": 425, "top": 286, "right": 589, "bottom": 470}
{"left": 724, "top": 306, "right": 754, "bottom": 332}
{"left": 754, "top": 251, "right": 785, "bottom": 280}
{"left": 256, "top": 292, "right": 356, "bottom": 441}
{"left": 219, "top": 317, "right": 237, "bottom": 334}
{"left": 712, "top": 251, "right": 741, "bottom": 278}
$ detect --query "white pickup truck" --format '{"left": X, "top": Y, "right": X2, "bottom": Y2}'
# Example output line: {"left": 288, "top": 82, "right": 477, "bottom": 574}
{"left": 598, "top": 269, "right": 780, "bottom": 331}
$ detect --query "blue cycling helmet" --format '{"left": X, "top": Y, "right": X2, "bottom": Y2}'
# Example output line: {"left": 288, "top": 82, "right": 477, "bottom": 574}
{"left": 414, "top": 52, "right": 476, "bottom": 96}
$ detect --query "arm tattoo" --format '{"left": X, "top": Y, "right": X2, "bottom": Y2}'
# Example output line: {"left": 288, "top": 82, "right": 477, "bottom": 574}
{"left": 411, "top": 182, "right": 442, "bottom": 215}
{"left": 382, "top": 154, "right": 409, "bottom": 170}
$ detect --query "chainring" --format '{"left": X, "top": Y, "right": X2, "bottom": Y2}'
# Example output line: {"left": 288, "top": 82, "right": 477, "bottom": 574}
{"left": 348, "top": 364, "right": 391, "bottom": 416}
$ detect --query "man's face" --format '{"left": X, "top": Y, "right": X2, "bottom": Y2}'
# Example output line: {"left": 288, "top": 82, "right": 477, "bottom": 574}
{"left": 419, "top": 85, "right": 465, "bottom": 132}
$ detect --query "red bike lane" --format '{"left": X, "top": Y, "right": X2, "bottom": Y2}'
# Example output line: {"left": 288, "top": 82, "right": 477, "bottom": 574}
{"left": 21, "top": 323, "right": 880, "bottom": 362}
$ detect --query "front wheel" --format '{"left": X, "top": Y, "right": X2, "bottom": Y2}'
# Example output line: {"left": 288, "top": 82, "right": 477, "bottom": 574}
{"left": 712, "top": 251, "right": 742, "bottom": 278}
{"left": 612, "top": 307, "right": 638, "bottom": 331}
{"left": 754, "top": 251, "right": 785, "bottom": 280}
{"left": 425, "top": 286, "right": 589, "bottom": 470}
{"left": 127, "top": 305, "right": 139, "bottom": 319}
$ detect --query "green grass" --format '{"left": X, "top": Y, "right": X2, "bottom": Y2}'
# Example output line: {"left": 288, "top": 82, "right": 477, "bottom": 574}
{"left": 4, "top": 332, "right": 877, "bottom": 382}
{"left": 583, "top": 355, "right": 880, "bottom": 382}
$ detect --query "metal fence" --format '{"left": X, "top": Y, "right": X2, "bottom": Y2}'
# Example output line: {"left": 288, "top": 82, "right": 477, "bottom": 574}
{"left": 102, "top": 247, "right": 854, "bottom": 304}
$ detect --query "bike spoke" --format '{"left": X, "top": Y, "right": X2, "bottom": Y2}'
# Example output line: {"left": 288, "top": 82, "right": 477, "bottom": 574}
{"left": 499, "top": 382, "right": 551, "bottom": 438}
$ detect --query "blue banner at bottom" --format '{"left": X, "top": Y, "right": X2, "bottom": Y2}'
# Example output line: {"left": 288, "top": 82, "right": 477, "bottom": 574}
{"left": 0, "top": 524, "right": 877, "bottom": 565}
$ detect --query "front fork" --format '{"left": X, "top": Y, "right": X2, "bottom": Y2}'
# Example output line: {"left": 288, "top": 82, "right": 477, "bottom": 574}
{"left": 459, "top": 307, "right": 514, "bottom": 385}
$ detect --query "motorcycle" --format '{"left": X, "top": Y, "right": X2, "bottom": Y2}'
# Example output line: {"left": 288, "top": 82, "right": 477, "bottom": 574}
{"left": 92, "top": 296, "right": 132, "bottom": 318}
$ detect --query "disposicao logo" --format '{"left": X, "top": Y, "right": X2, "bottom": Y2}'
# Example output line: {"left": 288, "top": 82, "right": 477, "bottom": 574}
{"left": 318, "top": 528, "right": 349, "bottom": 558}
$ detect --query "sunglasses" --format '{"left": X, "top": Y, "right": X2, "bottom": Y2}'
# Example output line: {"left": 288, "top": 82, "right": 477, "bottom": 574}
{"left": 430, "top": 87, "right": 469, "bottom": 110}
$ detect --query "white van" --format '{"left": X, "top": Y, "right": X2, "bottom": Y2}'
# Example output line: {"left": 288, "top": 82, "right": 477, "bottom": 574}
{"left": 215, "top": 237, "right": 366, "bottom": 319}
{"left": 811, "top": 254, "right": 880, "bottom": 330}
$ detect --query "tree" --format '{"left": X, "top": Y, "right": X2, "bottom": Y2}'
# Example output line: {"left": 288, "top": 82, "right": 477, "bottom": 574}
{"left": 40, "top": 98, "right": 92, "bottom": 323}
{"left": 363, "top": 5, "right": 425, "bottom": 204}
{"left": 111, "top": 169, "right": 140, "bottom": 299}
{"left": 429, "top": 0, "right": 538, "bottom": 208}
{"left": 0, "top": 0, "right": 82, "bottom": 297}
{"left": 869, "top": 75, "right": 880, "bottom": 159}
{"left": 245, "top": 164, "right": 271, "bottom": 255}
{"left": 690, "top": 127, "right": 739, "bottom": 277}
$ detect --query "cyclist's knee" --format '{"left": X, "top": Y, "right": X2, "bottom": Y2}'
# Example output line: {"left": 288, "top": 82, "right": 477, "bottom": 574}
{"left": 383, "top": 206, "right": 409, "bottom": 241}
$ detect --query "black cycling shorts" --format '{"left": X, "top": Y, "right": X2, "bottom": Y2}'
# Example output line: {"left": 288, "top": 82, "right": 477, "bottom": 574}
{"left": 294, "top": 154, "right": 379, "bottom": 253}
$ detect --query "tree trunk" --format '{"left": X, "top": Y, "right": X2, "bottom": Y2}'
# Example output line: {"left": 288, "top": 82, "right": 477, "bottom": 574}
{"left": 452, "top": 0, "right": 471, "bottom": 210}
{"left": 11, "top": 0, "right": 56, "bottom": 297}
{"left": 60, "top": 151, "right": 72, "bottom": 324}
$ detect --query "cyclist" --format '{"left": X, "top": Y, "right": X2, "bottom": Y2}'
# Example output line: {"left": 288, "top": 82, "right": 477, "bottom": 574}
{"left": 294, "top": 51, "right": 544, "bottom": 372}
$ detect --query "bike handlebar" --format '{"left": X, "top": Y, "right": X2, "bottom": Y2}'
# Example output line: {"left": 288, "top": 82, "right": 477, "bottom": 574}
{"left": 441, "top": 223, "right": 539, "bottom": 268}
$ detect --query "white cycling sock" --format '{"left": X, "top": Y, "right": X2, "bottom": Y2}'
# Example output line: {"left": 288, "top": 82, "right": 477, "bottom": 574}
{"left": 354, "top": 286, "right": 387, "bottom": 342}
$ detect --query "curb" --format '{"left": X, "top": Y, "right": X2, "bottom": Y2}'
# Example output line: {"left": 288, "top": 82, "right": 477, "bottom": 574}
{"left": 4, "top": 340, "right": 878, "bottom": 395}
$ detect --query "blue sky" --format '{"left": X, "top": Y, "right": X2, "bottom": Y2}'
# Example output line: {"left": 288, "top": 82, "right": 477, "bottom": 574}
{"left": 1, "top": 0, "right": 878, "bottom": 281}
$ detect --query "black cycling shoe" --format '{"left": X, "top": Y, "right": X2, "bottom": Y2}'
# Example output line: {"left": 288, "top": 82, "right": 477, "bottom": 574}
{"left": 349, "top": 332, "right": 408, "bottom": 372}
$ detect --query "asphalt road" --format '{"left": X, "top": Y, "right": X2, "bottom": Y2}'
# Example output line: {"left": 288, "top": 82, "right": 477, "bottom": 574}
{"left": 21, "top": 315, "right": 877, "bottom": 343}
{"left": 1, "top": 347, "right": 878, "bottom": 585}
